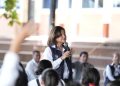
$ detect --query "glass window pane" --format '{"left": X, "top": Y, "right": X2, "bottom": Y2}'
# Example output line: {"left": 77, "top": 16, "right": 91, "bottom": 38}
{"left": 43, "top": 0, "right": 58, "bottom": 9}
{"left": 43, "top": 0, "right": 50, "bottom": 8}
{"left": 113, "top": 0, "right": 120, "bottom": 7}
{"left": 82, "top": 0, "right": 95, "bottom": 8}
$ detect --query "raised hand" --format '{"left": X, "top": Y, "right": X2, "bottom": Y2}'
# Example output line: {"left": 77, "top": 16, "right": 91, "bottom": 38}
{"left": 10, "top": 20, "right": 38, "bottom": 53}
{"left": 21, "top": 20, "right": 38, "bottom": 37}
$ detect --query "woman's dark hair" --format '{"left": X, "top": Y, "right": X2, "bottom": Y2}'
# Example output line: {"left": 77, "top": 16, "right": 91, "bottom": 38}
{"left": 47, "top": 26, "right": 66, "bottom": 46}
{"left": 81, "top": 68, "right": 100, "bottom": 86}
{"left": 41, "top": 68, "right": 59, "bottom": 86}
{"left": 35, "top": 60, "right": 52, "bottom": 75}
{"left": 15, "top": 63, "right": 28, "bottom": 86}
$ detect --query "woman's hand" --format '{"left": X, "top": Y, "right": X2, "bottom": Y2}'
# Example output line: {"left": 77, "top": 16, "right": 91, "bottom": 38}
{"left": 61, "top": 51, "right": 71, "bottom": 60}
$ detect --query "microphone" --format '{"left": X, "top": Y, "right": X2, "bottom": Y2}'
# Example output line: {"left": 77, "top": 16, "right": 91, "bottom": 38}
{"left": 64, "top": 42, "right": 72, "bottom": 60}
{"left": 64, "top": 42, "right": 70, "bottom": 51}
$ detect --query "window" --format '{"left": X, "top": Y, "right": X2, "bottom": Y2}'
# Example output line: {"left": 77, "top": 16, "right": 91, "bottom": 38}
{"left": 43, "top": 0, "right": 58, "bottom": 8}
{"left": 113, "top": 0, "right": 120, "bottom": 7}
{"left": 82, "top": 0, "right": 95, "bottom": 8}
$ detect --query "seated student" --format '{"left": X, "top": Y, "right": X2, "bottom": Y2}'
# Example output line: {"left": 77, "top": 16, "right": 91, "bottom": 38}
{"left": 41, "top": 68, "right": 60, "bottom": 86}
{"left": 0, "top": 21, "right": 37, "bottom": 86}
{"left": 72, "top": 51, "right": 94, "bottom": 83}
{"left": 81, "top": 68, "right": 100, "bottom": 86}
{"left": 25, "top": 50, "right": 41, "bottom": 81}
{"left": 104, "top": 53, "right": 120, "bottom": 86}
{"left": 28, "top": 59, "right": 52, "bottom": 86}
{"left": 28, "top": 60, "right": 65, "bottom": 86}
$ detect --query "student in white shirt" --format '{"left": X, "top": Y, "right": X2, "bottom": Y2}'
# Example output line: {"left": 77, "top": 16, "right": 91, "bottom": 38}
{"left": 25, "top": 50, "right": 41, "bottom": 81}
{"left": 104, "top": 52, "right": 120, "bottom": 86}
{"left": 28, "top": 59, "right": 52, "bottom": 86}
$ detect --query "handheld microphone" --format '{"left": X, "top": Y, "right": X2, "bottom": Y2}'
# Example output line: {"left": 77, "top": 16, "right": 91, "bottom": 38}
{"left": 64, "top": 42, "right": 71, "bottom": 60}
{"left": 64, "top": 42, "right": 70, "bottom": 51}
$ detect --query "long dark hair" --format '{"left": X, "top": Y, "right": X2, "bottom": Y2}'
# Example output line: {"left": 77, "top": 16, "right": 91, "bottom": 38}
{"left": 41, "top": 68, "right": 59, "bottom": 86}
{"left": 47, "top": 26, "right": 66, "bottom": 46}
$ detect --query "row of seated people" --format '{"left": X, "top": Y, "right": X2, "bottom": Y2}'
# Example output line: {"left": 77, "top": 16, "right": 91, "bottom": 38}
{"left": 0, "top": 21, "right": 120, "bottom": 86}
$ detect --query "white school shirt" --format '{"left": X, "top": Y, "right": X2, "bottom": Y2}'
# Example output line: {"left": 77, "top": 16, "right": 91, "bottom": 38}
{"left": 42, "top": 46, "right": 69, "bottom": 79}
{"left": 0, "top": 52, "right": 19, "bottom": 86}
{"left": 25, "top": 59, "right": 39, "bottom": 81}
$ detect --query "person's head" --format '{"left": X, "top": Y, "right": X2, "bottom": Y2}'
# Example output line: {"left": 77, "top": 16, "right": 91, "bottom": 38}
{"left": 81, "top": 68, "right": 100, "bottom": 86}
{"left": 79, "top": 51, "right": 89, "bottom": 63}
{"left": 35, "top": 60, "right": 52, "bottom": 75}
{"left": 33, "top": 50, "right": 40, "bottom": 63}
{"left": 41, "top": 68, "right": 60, "bottom": 86}
{"left": 15, "top": 63, "right": 28, "bottom": 86}
{"left": 47, "top": 26, "right": 66, "bottom": 46}
{"left": 107, "top": 80, "right": 120, "bottom": 86}
{"left": 112, "top": 52, "right": 120, "bottom": 64}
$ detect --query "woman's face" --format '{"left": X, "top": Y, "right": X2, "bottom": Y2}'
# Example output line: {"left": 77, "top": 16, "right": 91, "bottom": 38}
{"left": 112, "top": 53, "right": 120, "bottom": 64}
{"left": 56, "top": 30, "right": 66, "bottom": 44}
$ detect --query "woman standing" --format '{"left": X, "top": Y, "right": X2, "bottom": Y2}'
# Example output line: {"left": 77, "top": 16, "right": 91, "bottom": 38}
{"left": 42, "top": 26, "right": 72, "bottom": 82}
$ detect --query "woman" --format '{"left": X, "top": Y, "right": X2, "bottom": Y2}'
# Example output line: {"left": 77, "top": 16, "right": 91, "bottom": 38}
{"left": 42, "top": 26, "right": 72, "bottom": 82}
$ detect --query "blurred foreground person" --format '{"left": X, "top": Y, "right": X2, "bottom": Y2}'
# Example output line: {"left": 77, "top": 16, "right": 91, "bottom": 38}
{"left": 28, "top": 60, "right": 52, "bottom": 86}
{"left": 0, "top": 21, "right": 37, "bottom": 86}
{"left": 81, "top": 68, "right": 100, "bottom": 86}
{"left": 41, "top": 68, "right": 60, "bottom": 86}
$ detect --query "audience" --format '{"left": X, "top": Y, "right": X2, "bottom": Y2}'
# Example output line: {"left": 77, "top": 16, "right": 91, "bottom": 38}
{"left": 72, "top": 51, "right": 94, "bottom": 83}
{"left": 81, "top": 68, "right": 100, "bottom": 86}
{"left": 1, "top": 21, "right": 117, "bottom": 86}
{"left": 28, "top": 59, "right": 52, "bottom": 86}
{"left": 41, "top": 68, "right": 60, "bottom": 86}
{"left": 104, "top": 52, "right": 120, "bottom": 86}
{"left": 25, "top": 50, "right": 41, "bottom": 81}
